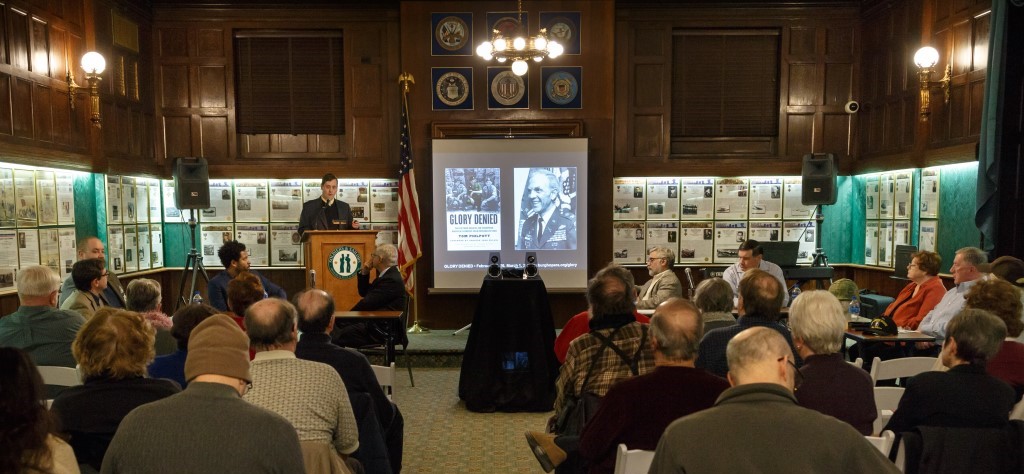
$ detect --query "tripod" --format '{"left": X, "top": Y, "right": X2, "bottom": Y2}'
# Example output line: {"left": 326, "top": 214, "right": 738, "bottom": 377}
{"left": 811, "top": 206, "right": 830, "bottom": 268}
{"left": 175, "top": 209, "right": 209, "bottom": 311}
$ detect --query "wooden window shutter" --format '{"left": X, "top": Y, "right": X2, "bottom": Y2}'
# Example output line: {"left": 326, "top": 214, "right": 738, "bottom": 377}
{"left": 235, "top": 31, "right": 344, "bottom": 135}
{"left": 671, "top": 30, "right": 779, "bottom": 137}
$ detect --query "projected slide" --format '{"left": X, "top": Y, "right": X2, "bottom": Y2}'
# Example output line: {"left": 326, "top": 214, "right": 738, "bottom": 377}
{"left": 432, "top": 139, "right": 588, "bottom": 289}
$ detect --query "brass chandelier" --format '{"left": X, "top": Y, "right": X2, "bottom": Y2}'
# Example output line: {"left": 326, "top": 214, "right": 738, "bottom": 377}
{"left": 475, "top": 0, "right": 563, "bottom": 76}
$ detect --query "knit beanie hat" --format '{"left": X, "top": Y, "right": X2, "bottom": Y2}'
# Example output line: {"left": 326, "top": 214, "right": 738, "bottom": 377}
{"left": 185, "top": 314, "right": 251, "bottom": 383}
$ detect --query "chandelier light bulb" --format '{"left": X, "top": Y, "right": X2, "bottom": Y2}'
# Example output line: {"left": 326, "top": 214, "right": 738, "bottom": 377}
{"left": 547, "top": 42, "right": 563, "bottom": 58}
{"left": 494, "top": 37, "right": 507, "bottom": 51}
{"left": 513, "top": 37, "right": 526, "bottom": 51}
{"left": 496, "top": 57, "right": 507, "bottom": 63}
{"left": 477, "top": 42, "right": 493, "bottom": 59}
{"left": 511, "top": 60, "right": 529, "bottom": 76}
{"left": 533, "top": 55, "right": 543, "bottom": 62}
{"left": 534, "top": 36, "right": 547, "bottom": 51}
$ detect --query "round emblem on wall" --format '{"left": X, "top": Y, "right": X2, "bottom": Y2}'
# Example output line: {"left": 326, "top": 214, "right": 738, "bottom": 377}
{"left": 545, "top": 71, "right": 578, "bottom": 105}
{"left": 436, "top": 71, "right": 470, "bottom": 107}
{"left": 490, "top": 71, "right": 525, "bottom": 106}
{"left": 435, "top": 16, "right": 468, "bottom": 51}
{"left": 327, "top": 246, "right": 362, "bottom": 280}
{"left": 547, "top": 18, "right": 574, "bottom": 45}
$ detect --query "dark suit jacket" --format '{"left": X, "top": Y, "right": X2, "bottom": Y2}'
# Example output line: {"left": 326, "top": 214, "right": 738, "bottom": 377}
{"left": 298, "top": 198, "right": 353, "bottom": 235}
{"left": 351, "top": 266, "right": 406, "bottom": 312}
{"left": 517, "top": 207, "right": 577, "bottom": 250}
{"left": 884, "top": 363, "right": 1016, "bottom": 435}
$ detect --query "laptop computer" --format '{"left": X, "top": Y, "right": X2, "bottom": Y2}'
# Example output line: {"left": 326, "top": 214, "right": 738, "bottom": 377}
{"left": 759, "top": 241, "right": 800, "bottom": 267}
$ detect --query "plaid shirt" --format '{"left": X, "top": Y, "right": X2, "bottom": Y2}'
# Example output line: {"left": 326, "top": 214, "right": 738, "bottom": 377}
{"left": 554, "top": 321, "right": 655, "bottom": 417}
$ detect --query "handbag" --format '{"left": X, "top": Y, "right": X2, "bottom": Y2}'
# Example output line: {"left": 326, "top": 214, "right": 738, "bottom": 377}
{"left": 553, "top": 324, "right": 647, "bottom": 436}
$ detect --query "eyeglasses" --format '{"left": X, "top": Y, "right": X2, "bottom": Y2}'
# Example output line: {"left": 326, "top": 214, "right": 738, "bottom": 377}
{"left": 100, "top": 272, "right": 109, "bottom": 277}
{"left": 646, "top": 256, "right": 665, "bottom": 262}
{"left": 906, "top": 263, "right": 919, "bottom": 269}
{"left": 779, "top": 356, "right": 803, "bottom": 390}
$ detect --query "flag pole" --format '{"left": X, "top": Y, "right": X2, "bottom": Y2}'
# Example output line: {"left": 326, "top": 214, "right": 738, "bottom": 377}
{"left": 398, "top": 71, "right": 428, "bottom": 334}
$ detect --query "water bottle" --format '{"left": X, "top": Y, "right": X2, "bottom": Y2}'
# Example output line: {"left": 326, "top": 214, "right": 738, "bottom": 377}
{"left": 191, "top": 291, "right": 204, "bottom": 305}
{"left": 848, "top": 298, "right": 861, "bottom": 318}
{"left": 789, "top": 285, "right": 801, "bottom": 303}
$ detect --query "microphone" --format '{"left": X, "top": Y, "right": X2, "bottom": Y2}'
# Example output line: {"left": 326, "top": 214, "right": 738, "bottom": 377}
{"left": 684, "top": 267, "right": 696, "bottom": 299}
{"left": 310, "top": 270, "right": 316, "bottom": 288}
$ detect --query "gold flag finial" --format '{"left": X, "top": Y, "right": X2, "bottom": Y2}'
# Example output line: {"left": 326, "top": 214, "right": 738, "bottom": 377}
{"left": 398, "top": 72, "right": 415, "bottom": 93}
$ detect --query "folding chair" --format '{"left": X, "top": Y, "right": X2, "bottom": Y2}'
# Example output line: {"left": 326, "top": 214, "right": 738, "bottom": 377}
{"left": 848, "top": 357, "right": 863, "bottom": 368}
{"left": 869, "top": 356, "right": 936, "bottom": 385}
{"left": 864, "top": 430, "right": 895, "bottom": 456}
{"left": 371, "top": 362, "right": 397, "bottom": 401}
{"left": 359, "top": 298, "right": 414, "bottom": 386}
{"left": 37, "top": 366, "right": 82, "bottom": 387}
{"left": 613, "top": 443, "right": 655, "bottom": 474}
{"left": 873, "top": 386, "right": 905, "bottom": 436}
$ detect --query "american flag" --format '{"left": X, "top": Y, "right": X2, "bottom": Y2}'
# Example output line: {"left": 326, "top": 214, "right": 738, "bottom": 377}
{"left": 397, "top": 80, "right": 422, "bottom": 294}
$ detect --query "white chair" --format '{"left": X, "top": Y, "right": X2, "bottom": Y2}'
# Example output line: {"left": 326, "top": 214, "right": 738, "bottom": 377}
{"left": 869, "top": 357, "right": 937, "bottom": 385}
{"left": 37, "top": 366, "right": 82, "bottom": 387}
{"left": 1011, "top": 398, "right": 1024, "bottom": 420}
{"left": 371, "top": 362, "right": 397, "bottom": 400}
{"left": 864, "top": 430, "right": 895, "bottom": 456}
{"left": 848, "top": 357, "right": 863, "bottom": 368}
{"left": 613, "top": 443, "right": 655, "bottom": 474}
{"left": 873, "top": 386, "right": 905, "bottom": 436}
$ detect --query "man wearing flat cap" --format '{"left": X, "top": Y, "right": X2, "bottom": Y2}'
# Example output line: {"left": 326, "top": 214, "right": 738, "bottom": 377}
{"left": 101, "top": 314, "right": 304, "bottom": 473}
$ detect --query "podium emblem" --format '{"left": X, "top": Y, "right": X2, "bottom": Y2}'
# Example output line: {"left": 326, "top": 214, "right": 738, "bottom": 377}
{"left": 327, "top": 246, "right": 362, "bottom": 280}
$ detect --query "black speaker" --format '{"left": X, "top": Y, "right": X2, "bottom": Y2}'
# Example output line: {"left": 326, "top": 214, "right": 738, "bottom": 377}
{"left": 173, "top": 157, "right": 211, "bottom": 209}
{"left": 801, "top": 153, "right": 837, "bottom": 206}
{"left": 524, "top": 252, "right": 540, "bottom": 279}
{"left": 486, "top": 252, "right": 502, "bottom": 279}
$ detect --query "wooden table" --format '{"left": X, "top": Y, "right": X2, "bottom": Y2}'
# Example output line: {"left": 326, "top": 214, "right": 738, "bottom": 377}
{"left": 844, "top": 329, "right": 937, "bottom": 344}
{"left": 333, "top": 311, "right": 403, "bottom": 365}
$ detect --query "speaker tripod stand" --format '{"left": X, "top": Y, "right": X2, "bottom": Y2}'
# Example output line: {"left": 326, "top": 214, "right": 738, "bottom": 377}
{"left": 175, "top": 209, "right": 209, "bottom": 311}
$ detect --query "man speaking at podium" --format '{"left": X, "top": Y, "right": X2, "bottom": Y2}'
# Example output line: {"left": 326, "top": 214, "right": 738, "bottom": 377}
{"left": 299, "top": 173, "right": 358, "bottom": 235}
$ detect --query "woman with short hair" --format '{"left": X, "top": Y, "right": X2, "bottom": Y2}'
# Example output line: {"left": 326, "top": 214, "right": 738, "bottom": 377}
{"left": 693, "top": 277, "right": 737, "bottom": 332}
{"left": 50, "top": 308, "right": 180, "bottom": 471}
{"left": 789, "top": 290, "right": 876, "bottom": 435}
{"left": 965, "top": 279, "right": 1024, "bottom": 401}
{"left": 125, "top": 278, "right": 171, "bottom": 329}
{"left": 889, "top": 251, "right": 946, "bottom": 330}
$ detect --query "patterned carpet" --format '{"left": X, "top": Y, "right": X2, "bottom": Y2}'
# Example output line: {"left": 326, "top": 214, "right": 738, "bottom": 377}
{"left": 393, "top": 368, "right": 552, "bottom": 473}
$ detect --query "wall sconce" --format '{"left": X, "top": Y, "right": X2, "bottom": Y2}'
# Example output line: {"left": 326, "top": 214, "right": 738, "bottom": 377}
{"left": 913, "top": 46, "right": 950, "bottom": 121}
{"left": 67, "top": 52, "right": 106, "bottom": 127}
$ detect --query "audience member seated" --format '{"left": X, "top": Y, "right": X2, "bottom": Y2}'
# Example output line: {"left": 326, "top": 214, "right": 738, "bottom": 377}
{"left": 226, "top": 272, "right": 265, "bottom": 329}
{"left": 981, "top": 255, "right": 1024, "bottom": 342}
{"left": 554, "top": 308, "right": 648, "bottom": 365}
{"left": 102, "top": 314, "right": 304, "bottom": 473}
{"left": 60, "top": 258, "right": 109, "bottom": 320}
{"left": 635, "top": 246, "right": 683, "bottom": 309}
{"left": 884, "top": 308, "right": 1015, "bottom": 435}
{"left": 147, "top": 304, "right": 219, "bottom": 388}
{"left": 693, "top": 277, "right": 738, "bottom": 332}
{"left": 243, "top": 298, "right": 361, "bottom": 474}
{"left": 964, "top": 279, "right": 1024, "bottom": 401}
{"left": 722, "top": 239, "right": 790, "bottom": 307}
{"left": 207, "top": 240, "right": 285, "bottom": 312}
{"left": 575, "top": 298, "right": 728, "bottom": 474}
{"left": 852, "top": 251, "right": 947, "bottom": 370}
{"left": 0, "top": 265, "right": 84, "bottom": 368}
{"left": 697, "top": 269, "right": 799, "bottom": 377}
{"left": 917, "top": 247, "right": 987, "bottom": 348}
{"left": 0, "top": 347, "right": 79, "bottom": 474}
{"left": 789, "top": 290, "right": 876, "bottom": 435}
{"left": 332, "top": 243, "right": 407, "bottom": 348}
{"left": 295, "top": 289, "right": 404, "bottom": 474}
{"left": 649, "top": 327, "right": 899, "bottom": 473}
{"left": 51, "top": 308, "right": 180, "bottom": 471}
{"left": 526, "top": 264, "right": 655, "bottom": 473}
{"left": 125, "top": 278, "right": 171, "bottom": 329}
{"left": 59, "top": 236, "right": 125, "bottom": 308}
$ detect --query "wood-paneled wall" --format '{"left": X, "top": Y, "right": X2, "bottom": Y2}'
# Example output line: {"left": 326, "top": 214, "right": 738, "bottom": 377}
{"left": 151, "top": 4, "right": 400, "bottom": 179}
{"left": 615, "top": 3, "right": 861, "bottom": 177}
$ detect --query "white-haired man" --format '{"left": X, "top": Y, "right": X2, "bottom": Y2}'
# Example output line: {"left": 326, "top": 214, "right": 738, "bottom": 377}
{"left": 332, "top": 243, "right": 407, "bottom": 348}
{"left": 0, "top": 265, "right": 84, "bottom": 367}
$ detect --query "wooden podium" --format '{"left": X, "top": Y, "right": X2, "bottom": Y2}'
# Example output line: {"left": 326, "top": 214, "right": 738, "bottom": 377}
{"left": 302, "top": 230, "right": 379, "bottom": 310}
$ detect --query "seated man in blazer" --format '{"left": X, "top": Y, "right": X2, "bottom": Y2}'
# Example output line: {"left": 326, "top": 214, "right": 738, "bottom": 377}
{"left": 636, "top": 246, "right": 683, "bottom": 310}
{"left": 58, "top": 236, "right": 125, "bottom": 308}
{"left": 60, "top": 258, "right": 108, "bottom": 320}
{"left": 332, "top": 243, "right": 407, "bottom": 348}
{"left": 298, "top": 173, "right": 358, "bottom": 236}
